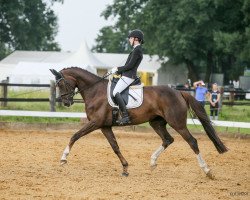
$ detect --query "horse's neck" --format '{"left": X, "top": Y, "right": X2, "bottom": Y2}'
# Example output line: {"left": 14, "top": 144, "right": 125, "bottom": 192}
{"left": 80, "top": 79, "right": 108, "bottom": 103}
{"left": 72, "top": 70, "right": 105, "bottom": 100}
{"left": 75, "top": 71, "right": 100, "bottom": 86}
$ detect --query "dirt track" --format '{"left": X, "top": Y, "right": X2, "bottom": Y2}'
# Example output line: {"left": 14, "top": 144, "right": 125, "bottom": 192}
{"left": 0, "top": 128, "right": 249, "bottom": 200}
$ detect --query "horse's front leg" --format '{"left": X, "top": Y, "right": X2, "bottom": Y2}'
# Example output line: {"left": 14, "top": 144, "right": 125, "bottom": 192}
{"left": 61, "top": 121, "right": 98, "bottom": 165}
{"left": 101, "top": 127, "right": 129, "bottom": 176}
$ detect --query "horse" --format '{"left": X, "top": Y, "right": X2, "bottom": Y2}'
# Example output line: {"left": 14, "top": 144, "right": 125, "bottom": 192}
{"left": 50, "top": 67, "right": 228, "bottom": 178}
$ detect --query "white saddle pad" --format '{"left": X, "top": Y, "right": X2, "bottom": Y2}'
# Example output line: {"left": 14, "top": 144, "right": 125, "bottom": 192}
{"left": 107, "top": 82, "right": 144, "bottom": 109}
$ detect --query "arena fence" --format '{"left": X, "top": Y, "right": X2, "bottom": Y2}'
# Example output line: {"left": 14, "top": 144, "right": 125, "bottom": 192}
{"left": 0, "top": 81, "right": 83, "bottom": 111}
{"left": 0, "top": 81, "right": 55, "bottom": 110}
{"left": 0, "top": 81, "right": 250, "bottom": 111}
{"left": 1, "top": 79, "right": 249, "bottom": 134}
{"left": 0, "top": 110, "right": 249, "bottom": 129}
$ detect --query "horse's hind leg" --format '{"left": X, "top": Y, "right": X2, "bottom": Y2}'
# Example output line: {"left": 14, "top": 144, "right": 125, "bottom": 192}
{"left": 149, "top": 117, "right": 174, "bottom": 170}
{"left": 175, "top": 127, "right": 213, "bottom": 178}
{"left": 101, "top": 127, "right": 129, "bottom": 176}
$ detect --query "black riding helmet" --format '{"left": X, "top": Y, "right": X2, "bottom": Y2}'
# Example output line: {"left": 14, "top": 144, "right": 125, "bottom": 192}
{"left": 128, "top": 29, "right": 144, "bottom": 44}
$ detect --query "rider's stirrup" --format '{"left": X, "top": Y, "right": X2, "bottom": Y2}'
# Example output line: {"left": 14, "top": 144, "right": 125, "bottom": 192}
{"left": 116, "top": 114, "right": 131, "bottom": 125}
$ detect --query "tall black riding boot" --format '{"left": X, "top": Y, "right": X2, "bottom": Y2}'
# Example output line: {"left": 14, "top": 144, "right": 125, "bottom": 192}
{"left": 114, "top": 93, "right": 131, "bottom": 125}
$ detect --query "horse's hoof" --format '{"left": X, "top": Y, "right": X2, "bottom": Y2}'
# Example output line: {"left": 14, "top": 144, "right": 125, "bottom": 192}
{"left": 206, "top": 170, "right": 215, "bottom": 180}
{"left": 122, "top": 172, "right": 129, "bottom": 177}
{"left": 60, "top": 160, "right": 67, "bottom": 165}
{"left": 150, "top": 164, "right": 157, "bottom": 171}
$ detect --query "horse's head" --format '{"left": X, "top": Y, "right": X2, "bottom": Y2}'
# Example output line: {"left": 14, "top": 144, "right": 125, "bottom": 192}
{"left": 50, "top": 69, "right": 76, "bottom": 107}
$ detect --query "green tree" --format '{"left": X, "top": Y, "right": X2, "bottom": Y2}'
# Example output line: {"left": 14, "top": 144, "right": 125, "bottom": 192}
{"left": 94, "top": 0, "right": 250, "bottom": 83}
{"left": 92, "top": 0, "right": 147, "bottom": 53}
{"left": 138, "top": 0, "right": 216, "bottom": 81}
{"left": 92, "top": 26, "right": 128, "bottom": 53}
{"left": 239, "top": 0, "right": 250, "bottom": 70}
{"left": 0, "top": 0, "right": 63, "bottom": 60}
{"left": 130, "top": 0, "right": 249, "bottom": 82}
{"left": 212, "top": 0, "right": 248, "bottom": 82}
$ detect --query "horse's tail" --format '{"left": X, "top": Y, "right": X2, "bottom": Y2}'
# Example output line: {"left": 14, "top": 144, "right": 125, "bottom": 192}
{"left": 180, "top": 91, "right": 228, "bottom": 154}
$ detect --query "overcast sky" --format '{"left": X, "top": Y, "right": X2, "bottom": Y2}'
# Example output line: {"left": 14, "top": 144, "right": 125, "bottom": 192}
{"left": 51, "top": 0, "right": 114, "bottom": 52}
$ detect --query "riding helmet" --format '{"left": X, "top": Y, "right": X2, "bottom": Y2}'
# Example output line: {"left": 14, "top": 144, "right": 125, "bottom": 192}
{"left": 128, "top": 29, "right": 144, "bottom": 44}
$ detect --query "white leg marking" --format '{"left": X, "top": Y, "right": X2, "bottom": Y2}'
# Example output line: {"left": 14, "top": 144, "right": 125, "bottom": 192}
{"left": 197, "top": 153, "right": 210, "bottom": 174}
{"left": 151, "top": 145, "right": 165, "bottom": 166}
{"left": 61, "top": 145, "right": 70, "bottom": 161}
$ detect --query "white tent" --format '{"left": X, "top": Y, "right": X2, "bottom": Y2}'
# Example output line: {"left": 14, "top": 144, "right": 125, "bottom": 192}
{"left": 9, "top": 62, "right": 64, "bottom": 84}
{"left": 1, "top": 42, "right": 107, "bottom": 84}
{"left": 0, "top": 41, "right": 166, "bottom": 85}
{"left": 63, "top": 41, "right": 108, "bottom": 72}
{"left": 0, "top": 64, "right": 12, "bottom": 81}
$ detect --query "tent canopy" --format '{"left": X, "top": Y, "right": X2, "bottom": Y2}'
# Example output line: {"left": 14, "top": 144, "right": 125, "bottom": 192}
{"left": 0, "top": 41, "right": 166, "bottom": 84}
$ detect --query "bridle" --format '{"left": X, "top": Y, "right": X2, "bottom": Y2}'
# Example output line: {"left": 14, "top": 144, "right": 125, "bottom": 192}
{"left": 56, "top": 72, "right": 111, "bottom": 100}
{"left": 56, "top": 76, "right": 76, "bottom": 98}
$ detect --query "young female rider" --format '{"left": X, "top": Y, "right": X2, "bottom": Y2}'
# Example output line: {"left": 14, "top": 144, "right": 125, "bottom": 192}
{"left": 110, "top": 29, "right": 144, "bottom": 125}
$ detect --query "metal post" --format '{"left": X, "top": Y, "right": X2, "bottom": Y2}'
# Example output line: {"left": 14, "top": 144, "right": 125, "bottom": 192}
{"left": 50, "top": 80, "right": 56, "bottom": 112}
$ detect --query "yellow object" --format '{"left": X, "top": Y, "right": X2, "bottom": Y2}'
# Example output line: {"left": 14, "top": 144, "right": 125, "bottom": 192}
{"left": 113, "top": 74, "right": 121, "bottom": 78}
{"left": 139, "top": 72, "right": 154, "bottom": 86}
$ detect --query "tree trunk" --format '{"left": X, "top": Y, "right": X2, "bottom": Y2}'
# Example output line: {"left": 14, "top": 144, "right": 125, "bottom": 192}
{"left": 185, "top": 59, "right": 198, "bottom": 83}
{"left": 205, "top": 50, "right": 213, "bottom": 83}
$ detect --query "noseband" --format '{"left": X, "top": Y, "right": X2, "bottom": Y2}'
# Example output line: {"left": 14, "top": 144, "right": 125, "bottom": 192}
{"left": 56, "top": 75, "right": 76, "bottom": 100}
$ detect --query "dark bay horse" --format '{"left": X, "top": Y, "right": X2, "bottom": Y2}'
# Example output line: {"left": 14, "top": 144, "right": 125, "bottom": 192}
{"left": 50, "top": 67, "right": 228, "bottom": 178}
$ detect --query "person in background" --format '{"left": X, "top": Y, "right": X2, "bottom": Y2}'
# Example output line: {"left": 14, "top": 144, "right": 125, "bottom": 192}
{"left": 184, "top": 82, "right": 190, "bottom": 89}
{"left": 233, "top": 80, "right": 239, "bottom": 88}
{"left": 193, "top": 80, "right": 208, "bottom": 107}
{"left": 209, "top": 83, "right": 221, "bottom": 120}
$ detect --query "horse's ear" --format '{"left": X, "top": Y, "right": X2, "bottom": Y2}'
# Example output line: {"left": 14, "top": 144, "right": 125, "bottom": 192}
{"left": 50, "top": 69, "right": 62, "bottom": 79}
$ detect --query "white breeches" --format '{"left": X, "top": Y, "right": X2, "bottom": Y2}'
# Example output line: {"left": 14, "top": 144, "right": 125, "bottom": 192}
{"left": 113, "top": 76, "right": 134, "bottom": 97}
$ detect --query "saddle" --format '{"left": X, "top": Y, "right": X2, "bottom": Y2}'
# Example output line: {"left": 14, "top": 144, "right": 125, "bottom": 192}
{"left": 107, "top": 75, "right": 144, "bottom": 109}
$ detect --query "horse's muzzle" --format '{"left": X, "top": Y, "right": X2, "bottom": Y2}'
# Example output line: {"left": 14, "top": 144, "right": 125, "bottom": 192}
{"left": 62, "top": 98, "right": 74, "bottom": 107}
{"left": 64, "top": 100, "right": 74, "bottom": 107}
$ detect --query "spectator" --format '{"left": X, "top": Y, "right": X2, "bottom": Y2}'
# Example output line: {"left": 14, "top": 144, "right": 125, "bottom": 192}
{"left": 193, "top": 80, "right": 208, "bottom": 107}
{"left": 229, "top": 80, "right": 234, "bottom": 88}
{"left": 209, "top": 83, "right": 221, "bottom": 120}
{"left": 184, "top": 82, "right": 190, "bottom": 89}
{"left": 233, "top": 80, "right": 239, "bottom": 88}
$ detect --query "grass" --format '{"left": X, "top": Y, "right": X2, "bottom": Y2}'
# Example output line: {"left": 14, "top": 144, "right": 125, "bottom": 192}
{"left": 199, "top": 104, "right": 250, "bottom": 122}
{"left": 217, "top": 105, "right": 250, "bottom": 122}
{"left": 1, "top": 88, "right": 84, "bottom": 112}
{"left": 186, "top": 124, "right": 250, "bottom": 135}
{"left": 0, "top": 88, "right": 84, "bottom": 123}
{"left": 0, "top": 116, "right": 81, "bottom": 123}
{"left": 3, "top": 102, "right": 85, "bottom": 112}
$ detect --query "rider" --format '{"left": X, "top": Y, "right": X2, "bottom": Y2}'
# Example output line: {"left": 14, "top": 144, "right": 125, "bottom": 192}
{"left": 110, "top": 29, "right": 144, "bottom": 125}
